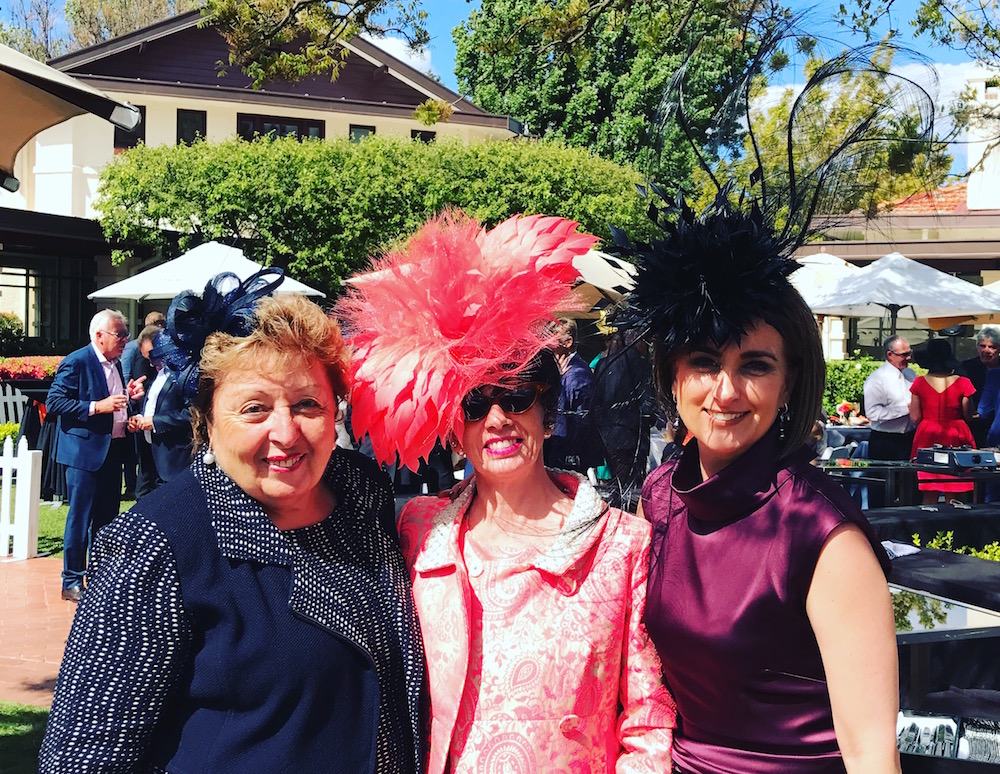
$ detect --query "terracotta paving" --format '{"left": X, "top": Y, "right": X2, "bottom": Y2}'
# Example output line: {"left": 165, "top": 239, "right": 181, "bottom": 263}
{"left": 0, "top": 556, "right": 75, "bottom": 707}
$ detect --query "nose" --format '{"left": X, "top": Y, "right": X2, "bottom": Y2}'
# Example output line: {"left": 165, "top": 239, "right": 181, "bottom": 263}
{"left": 483, "top": 401, "right": 512, "bottom": 428}
{"left": 712, "top": 369, "right": 738, "bottom": 403}
{"left": 268, "top": 406, "right": 300, "bottom": 446}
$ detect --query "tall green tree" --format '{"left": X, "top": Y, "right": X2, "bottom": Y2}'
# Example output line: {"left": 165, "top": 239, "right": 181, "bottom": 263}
{"left": 840, "top": 0, "right": 1000, "bottom": 69}
{"left": 0, "top": 0, "right": 65, "bottom": 60}
{"left": 95, "top": 135, "right": 658, "bottom": 294}
{"left": 65, "top": 0, "right": 197, "bottom": 48}
{"left": 698, "top": 44, "right": 952, "bottom": 220}
{"left": 453, "top": 0, "right": 757, "bottom": 185}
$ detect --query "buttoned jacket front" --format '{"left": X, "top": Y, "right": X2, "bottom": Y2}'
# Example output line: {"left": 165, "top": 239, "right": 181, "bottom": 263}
{"left": 398, "top": 471, "right": 675, "bottom": 774}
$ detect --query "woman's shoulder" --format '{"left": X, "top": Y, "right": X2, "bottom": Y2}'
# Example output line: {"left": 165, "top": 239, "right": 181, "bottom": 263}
{"left": 781, "top": 451, "right": 890, "bottom": 576}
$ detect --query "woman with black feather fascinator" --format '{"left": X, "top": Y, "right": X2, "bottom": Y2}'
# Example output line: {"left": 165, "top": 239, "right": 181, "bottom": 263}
{"left": 610, "top": 13, "right": 942, "bottom": 774}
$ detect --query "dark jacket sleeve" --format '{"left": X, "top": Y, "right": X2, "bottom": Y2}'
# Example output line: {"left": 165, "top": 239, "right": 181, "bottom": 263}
{"left": 39, "top": 513, "right": 192, "bottom": 773}
{"left": 45, "top": 351, "right": 91, "bottom": 423}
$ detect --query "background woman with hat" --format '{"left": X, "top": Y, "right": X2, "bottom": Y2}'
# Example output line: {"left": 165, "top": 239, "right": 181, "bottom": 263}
{"left": 910, "top": 338, "right": 976, "bottom": 504}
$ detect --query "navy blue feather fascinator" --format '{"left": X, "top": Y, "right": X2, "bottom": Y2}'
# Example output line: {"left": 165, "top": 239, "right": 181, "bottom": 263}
{"left": 155, "top": 267, "right": 285, "bottom": 400}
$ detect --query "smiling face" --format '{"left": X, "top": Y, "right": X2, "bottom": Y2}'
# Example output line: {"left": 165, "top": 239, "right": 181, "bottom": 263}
{"left": 208, "top": 355, "right": 339, "bottom": 527}
{"left": 461, "top": 383, "right": 548, "bottom": 486}
{"left": 672, "top": 322, "right": 792, "bottom": 479}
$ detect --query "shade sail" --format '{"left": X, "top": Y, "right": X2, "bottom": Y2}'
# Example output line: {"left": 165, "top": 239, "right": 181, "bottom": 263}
{"left": 808, "top": 252, "right": 1000, "bottom": 333}
{"left": 1, "top": 43, "right": 141, "bottom": 192}
{"left": 88, "top": 242, "right": 326, "bottom": 301}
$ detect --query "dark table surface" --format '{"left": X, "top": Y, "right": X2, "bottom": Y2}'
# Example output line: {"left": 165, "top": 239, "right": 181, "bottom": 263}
{"left": 867, "top": 504, "right": 1000, "bottom": 550}
{"left": 891, "top": 549, "right": 1000, "bottom": 613}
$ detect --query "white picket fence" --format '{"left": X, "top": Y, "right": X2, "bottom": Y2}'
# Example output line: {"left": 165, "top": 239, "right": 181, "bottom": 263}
{"left": 0, "top": 381, "right": 28, "bottom": 425}
{"left": 0, "top": 436, "right": 42, "bottom": 559}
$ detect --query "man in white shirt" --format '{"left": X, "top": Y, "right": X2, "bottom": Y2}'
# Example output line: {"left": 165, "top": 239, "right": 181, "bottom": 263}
{"left": 863, "top": 335, "right": 917, "bottom": 505}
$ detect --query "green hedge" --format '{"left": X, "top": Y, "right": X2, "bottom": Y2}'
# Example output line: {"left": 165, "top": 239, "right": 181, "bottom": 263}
{"left": 97, "top": 136, "right": 660, "bottom": 295}
{"left": 823, "top": 354, "right": 881, "bottom": 417}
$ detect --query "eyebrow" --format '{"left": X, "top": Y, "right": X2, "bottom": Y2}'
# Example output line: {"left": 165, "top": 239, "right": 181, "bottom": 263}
{"left": 690, "top": 346, "right": 779, "bottom": 361}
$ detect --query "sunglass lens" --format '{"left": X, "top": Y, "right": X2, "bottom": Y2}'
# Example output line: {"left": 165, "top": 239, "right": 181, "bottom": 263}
{"left": 462, "top": 392, "right": 490, "bottom": 422}
{"left": 501, "top": 387, "right": 539, "bottom": 414}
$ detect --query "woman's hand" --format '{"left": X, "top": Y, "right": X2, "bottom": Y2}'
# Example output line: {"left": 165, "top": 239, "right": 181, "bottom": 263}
{"left": 807, "top": 524, "right": 901, "bottom": 774}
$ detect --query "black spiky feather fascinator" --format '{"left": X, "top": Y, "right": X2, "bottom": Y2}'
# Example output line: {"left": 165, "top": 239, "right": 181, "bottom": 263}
{"left": 612, "top": 10, "right": 939, "bottom": 356}
{"left": 612, "top": 186, "right": 798, "bottom": 353}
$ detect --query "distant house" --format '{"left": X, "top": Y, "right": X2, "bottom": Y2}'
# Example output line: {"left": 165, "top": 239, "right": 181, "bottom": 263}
{"left": 0, "top": 11, "right": 522, "bottom": 346}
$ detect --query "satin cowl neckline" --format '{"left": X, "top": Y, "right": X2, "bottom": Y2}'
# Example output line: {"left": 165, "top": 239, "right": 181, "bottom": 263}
{"left": 671, "top": 425, "right": 814, "bottom": 525}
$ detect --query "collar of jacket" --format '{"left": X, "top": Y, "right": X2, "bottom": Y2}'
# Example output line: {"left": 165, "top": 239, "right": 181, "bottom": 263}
{"left": 413, "top": 470, "right": 611, "bottom": 587}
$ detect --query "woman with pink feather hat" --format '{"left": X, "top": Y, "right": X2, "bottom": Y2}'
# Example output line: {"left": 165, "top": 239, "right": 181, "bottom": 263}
{"left": 337, "top": 211, "right": 676, "bottom": 773}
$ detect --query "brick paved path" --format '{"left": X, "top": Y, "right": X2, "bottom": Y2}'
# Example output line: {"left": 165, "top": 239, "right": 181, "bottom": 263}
{"left": 0, "top": 557, "right": 75, "bottom": 706}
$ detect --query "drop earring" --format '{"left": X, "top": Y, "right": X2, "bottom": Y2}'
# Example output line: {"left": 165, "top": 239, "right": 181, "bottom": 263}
{"left": 778, "top": 404, "right": 792, "bottom": 441}
{"left": 202, "top": 446, "right": 216, "bottom": 466}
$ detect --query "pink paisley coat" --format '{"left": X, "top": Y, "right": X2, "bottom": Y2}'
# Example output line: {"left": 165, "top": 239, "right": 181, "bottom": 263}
{"left": 398, "top": 471, "right": 675, "bottom": 774}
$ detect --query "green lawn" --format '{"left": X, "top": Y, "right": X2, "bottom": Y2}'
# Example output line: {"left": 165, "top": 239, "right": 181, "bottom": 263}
{"left": 0, "top": 701, "right": 48, "bottom": 773}
{"left": 34, "top": 498, "right": 137, "bottom": 559}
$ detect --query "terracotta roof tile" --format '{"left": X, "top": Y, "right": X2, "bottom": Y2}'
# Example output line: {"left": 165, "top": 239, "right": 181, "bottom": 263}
{"left": 883, "top": 182, "right": 968, "bottom": 214}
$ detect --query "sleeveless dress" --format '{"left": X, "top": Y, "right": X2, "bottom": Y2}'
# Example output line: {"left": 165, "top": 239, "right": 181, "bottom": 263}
{"left": 910, "top": 375, "right": 976, "bottom": 493}
{"left": 642, "top": 426, "right": 889, "bottom": 774}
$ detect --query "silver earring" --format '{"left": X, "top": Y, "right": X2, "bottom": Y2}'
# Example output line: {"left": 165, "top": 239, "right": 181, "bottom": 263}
{"left": 778, "top": 404, "right": 791, "bottom": 441}
{"left": 202, "top": 447, "right": 216, "bottom": 466}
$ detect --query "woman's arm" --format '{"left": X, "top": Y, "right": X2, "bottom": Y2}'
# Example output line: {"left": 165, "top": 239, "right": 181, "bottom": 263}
{"left": 909, "top": 392, "right": 922, "bottom": 424}
{"left": 39, "top": 514, "right": 192, "bottom": 773}
{"left": 962, "top": 395, "right": 974, "bottom": 424}
{"left": 616, "top": 526, "right": 676, "bottom": 773}
{"left": 806, "top": 523, "right": 900, "bottom": 774}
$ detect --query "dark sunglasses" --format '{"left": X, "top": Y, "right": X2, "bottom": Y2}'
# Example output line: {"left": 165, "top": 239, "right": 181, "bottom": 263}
{"left": 461, "top": 383, "right": 550, "bottom": 422}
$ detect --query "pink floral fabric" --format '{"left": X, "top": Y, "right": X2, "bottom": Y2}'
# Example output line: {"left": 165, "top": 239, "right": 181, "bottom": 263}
{"left": 398, "top": 472, "right": 675, "bottom": 774}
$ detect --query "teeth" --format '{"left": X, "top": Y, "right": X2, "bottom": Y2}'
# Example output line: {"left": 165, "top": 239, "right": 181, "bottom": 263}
{"left": 487, "top": 439, "right": 517, "bottom": 449}
{"left": 707, "top": 412, "right": 743, "bottom": 421}
{"left": 269, "top": 456, "right": 302, "bottom": 468}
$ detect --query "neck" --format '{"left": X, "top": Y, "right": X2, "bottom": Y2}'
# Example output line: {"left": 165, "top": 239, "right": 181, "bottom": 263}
{"left": 267, "top": 482, "right": 337, "bottom": 531}
{"left": 469, "top": 464, "right": 570, "bottom": 533}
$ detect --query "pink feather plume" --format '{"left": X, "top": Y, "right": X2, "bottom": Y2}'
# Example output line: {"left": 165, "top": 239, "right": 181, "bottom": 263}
{"left": 336, "top": 212, "right": 599, "bottom": 471}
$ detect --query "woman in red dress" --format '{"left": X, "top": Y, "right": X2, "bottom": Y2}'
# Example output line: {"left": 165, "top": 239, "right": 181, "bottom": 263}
{"left": 910, "top": 338, "right": 976, "bottom": 504}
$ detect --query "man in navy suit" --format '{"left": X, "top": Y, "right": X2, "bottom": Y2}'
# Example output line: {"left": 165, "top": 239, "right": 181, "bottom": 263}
{"left": 128, "top": 330, "right": 193, "bottom": 490}
{"left": 46, "top": 310, "right": 146, "bottom": 601}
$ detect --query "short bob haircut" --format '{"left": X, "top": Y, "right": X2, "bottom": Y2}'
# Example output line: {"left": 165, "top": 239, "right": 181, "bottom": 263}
{"left": 652, "top": 281, "right": 825, "bottom": 460}
{"left": 190, "top": 294, "right": 350, "bottom": 451}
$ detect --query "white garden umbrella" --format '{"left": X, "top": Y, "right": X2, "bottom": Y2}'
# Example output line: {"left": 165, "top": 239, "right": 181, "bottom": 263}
{"left": 88, "top": 241, "right": 326, "bottom": 301}
{"left": 789, "top": 253, "right": 859, "bottom": 307}
{"left": 1, "top": 43, "right": 141, "bottom": 192}
{"left": 808, "top": 252, "right": 1000, "bottom": 333}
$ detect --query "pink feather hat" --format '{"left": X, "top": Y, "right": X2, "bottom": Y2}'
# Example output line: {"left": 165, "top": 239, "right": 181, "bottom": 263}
{"left": 337, "top": 211, "right": 599, "bottom": 471}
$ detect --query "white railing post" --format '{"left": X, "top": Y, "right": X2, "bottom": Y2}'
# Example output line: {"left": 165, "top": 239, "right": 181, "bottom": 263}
{"left": 0, "top": 436, "right": 13, "bottom": 557}
{"left": 13, "top": 436, "right": 41, "bottom": 559}
{"left": 0, "top": 436, "right": 41, "bottom": 559}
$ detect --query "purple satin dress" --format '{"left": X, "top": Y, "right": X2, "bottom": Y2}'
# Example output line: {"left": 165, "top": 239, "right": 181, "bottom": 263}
{"left": 642, "top": 427, "right": 890, "bottom": 773}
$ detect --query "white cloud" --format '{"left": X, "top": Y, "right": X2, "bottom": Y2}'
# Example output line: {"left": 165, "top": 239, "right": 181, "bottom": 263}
{"left": 360, "top": 34, "right": 435, "bottom": 77}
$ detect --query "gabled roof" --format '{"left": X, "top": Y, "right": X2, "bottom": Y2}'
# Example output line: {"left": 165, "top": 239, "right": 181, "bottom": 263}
{"left": 47, "top": 11, "right": 511, "bottom": 126}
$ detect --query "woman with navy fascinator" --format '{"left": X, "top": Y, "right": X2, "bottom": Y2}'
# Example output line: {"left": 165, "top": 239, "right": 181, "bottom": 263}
{"left": 41, "top": 270, "right": 425, "bottom": 773}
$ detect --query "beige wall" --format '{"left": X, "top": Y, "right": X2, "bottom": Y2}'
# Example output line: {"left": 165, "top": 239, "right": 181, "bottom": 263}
{"left": 11, "top": 90, "right": 516, "bottom": 219}
{"left": 967, "top": 78, "right": 1000, "bottom": 211}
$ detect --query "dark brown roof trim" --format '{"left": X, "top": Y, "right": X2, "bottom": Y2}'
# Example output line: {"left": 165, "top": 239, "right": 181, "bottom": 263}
{"left": 48, "top": 10, "right": 486, "bottom": 115}
{"left": 74, "top": 74, "right": 523, "bottom": 132}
